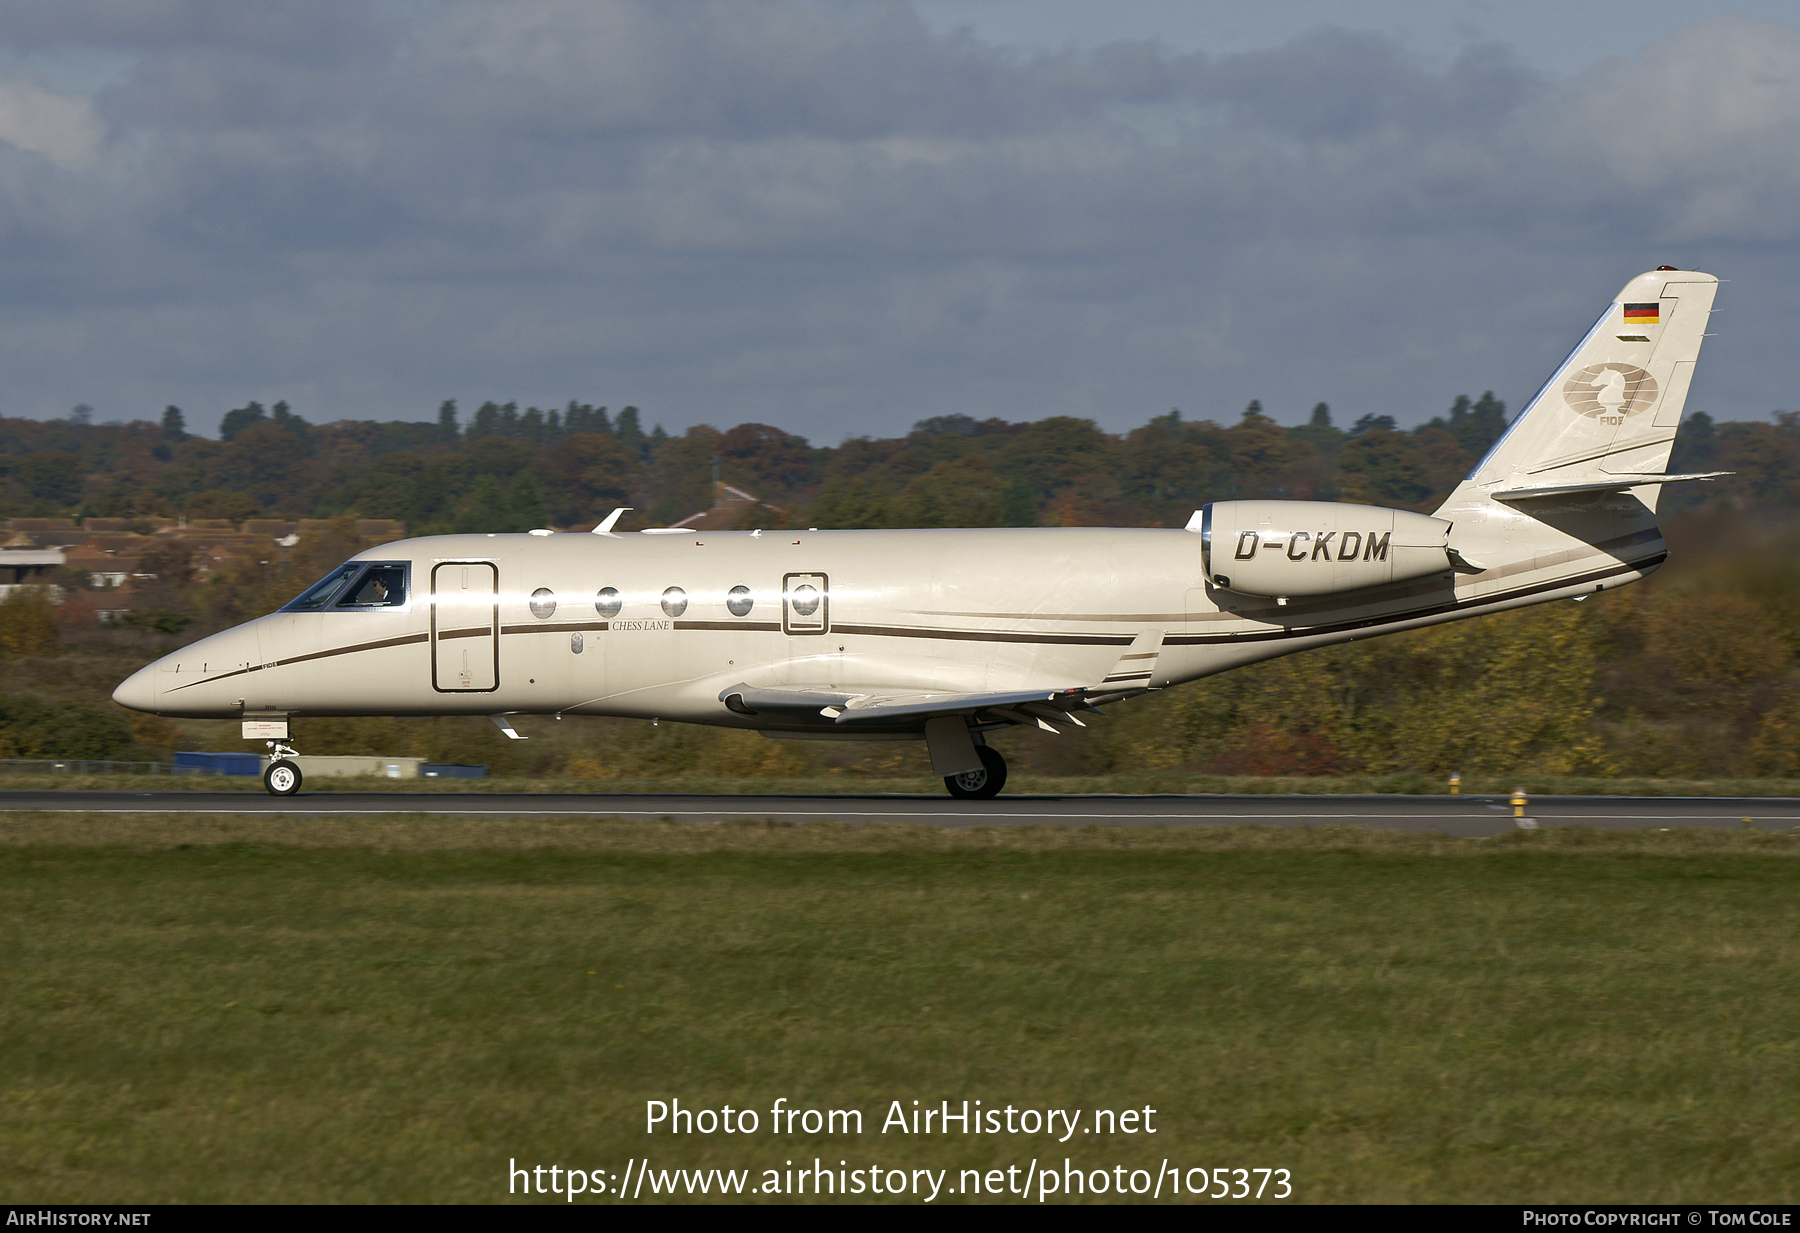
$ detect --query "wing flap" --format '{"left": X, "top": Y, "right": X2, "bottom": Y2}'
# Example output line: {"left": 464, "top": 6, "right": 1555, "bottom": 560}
{"left": 835, "top": 686, "right": 1089, "bottom": 724}
{"left": 719, "top": 683, "right": 1090, "bottom": 725}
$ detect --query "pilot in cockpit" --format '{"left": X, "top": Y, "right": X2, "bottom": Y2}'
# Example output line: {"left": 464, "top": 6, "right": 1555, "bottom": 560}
{"left": 344, "top": 566, "right": 406, "bottom": 607}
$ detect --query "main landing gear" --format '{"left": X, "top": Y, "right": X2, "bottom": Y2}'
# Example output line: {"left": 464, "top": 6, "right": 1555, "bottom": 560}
{"left": 263, "top": 739, "right": 303, "bottom": 797}
{"left": 944, "top": 745, "right": 1007, "bottom": 800}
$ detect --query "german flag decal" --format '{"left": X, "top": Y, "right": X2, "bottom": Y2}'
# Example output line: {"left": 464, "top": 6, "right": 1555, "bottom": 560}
{"left": 1622, "top": 302, "right": 1660, "bottom": 326}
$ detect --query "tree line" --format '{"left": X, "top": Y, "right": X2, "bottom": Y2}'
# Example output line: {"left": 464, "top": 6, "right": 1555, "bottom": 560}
{"left": 5, "top": 392, "right": 1800, "bottom": 780}
{"left": 0, "top": 391, "right": 1784, "bottom": 533}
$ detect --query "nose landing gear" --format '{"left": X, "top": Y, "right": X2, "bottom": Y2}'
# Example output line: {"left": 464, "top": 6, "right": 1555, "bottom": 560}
{"left": 943, "top": 745, "right": 1007, "bottom": 800}
{"left": 263, "top": 739, "right": 302, "bottom": 797}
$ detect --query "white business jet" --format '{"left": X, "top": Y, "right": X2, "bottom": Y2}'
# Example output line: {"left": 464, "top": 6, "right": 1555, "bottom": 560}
{"left": 114, "top": 269, "right": 1724, "bottom": 798}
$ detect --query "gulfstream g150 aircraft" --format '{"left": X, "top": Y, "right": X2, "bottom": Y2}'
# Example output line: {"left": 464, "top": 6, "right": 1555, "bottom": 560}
{"left": 114, "top": 269, "right": 1724, "bottom": 798}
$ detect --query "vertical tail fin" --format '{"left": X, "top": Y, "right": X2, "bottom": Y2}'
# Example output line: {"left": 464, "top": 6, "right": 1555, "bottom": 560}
{"left": 1440, "top": 269, "right": 1719, "bottom": 508}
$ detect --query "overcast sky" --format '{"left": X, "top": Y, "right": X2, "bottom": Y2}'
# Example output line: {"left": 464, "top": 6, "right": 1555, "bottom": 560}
{"left": 0, "top": 2, "right": 1795, "bottom": 440}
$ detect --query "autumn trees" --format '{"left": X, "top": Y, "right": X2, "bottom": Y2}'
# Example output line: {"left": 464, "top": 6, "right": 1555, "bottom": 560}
{"left": 8, "top": 386, "right": 1782, "bottom": 538}
{"left": 7, "top": 387, "right": 1800, "bottom": 779}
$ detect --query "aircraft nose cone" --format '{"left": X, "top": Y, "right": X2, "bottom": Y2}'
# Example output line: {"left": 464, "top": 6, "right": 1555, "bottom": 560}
{"left": 113, "top": 664, "right": 159, "bottom": 713}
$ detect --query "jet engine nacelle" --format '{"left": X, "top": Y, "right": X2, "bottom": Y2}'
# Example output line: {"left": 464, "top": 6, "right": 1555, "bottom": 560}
{"left": 1200, "top": 500, "right": 1454, "bottom": 598}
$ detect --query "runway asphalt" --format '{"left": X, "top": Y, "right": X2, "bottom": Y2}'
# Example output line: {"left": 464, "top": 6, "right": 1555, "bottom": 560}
{"left": 2, "top": 790, "right": 1798, "bottom": 837}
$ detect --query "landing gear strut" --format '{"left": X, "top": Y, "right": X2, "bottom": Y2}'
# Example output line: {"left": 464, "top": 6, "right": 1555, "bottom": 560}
{"left": 263, "top": 739, "right": 302, "bottom": 797}
{"left": 944, "top": 745, "right": 1007, "bottom": 800}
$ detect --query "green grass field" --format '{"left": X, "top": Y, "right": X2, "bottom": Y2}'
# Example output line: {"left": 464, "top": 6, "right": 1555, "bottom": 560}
{"left": 2, "top": 814, "right": 1796, "bottom": 1204}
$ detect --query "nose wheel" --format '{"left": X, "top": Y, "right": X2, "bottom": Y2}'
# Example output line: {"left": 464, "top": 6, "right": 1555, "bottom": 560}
{"left": 944, "top": 745, "right": 1007, "bottom": 800}
{"left": 264, "top": 760, "right": 302, "bottom": 796}
{"left": 263, "top": 739, "right": 302, "bottom": 796}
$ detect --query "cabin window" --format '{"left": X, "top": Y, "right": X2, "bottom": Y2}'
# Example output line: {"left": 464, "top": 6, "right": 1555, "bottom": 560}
{"left": 726, "top": 585, "right": 753, "bottom": 617}
{"left": 529, "top": 587, "right": 556, "bottom": 619}
{"left": 661, "top": 587, "right": 688, "bottom": 618}
{"left": 595, "top": 587, "right": 622, "bottom": 618}
{"left": 790, "top": 584, "right": 821, "bottom": 617}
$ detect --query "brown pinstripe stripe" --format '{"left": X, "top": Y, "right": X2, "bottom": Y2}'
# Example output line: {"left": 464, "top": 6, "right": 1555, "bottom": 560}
{"left": 166, "top": 549, "right": 1662, "bottom": 695}
{"left": 833, "top": 623, "right": 1135, "bottom": 646}
{"left": 166, "top": 631, "right": 431, "bottom": 692}
{"left": 501, "top": 620, "right": 615, "bottom": 635}
{"left": 1162, "top": 553, "right": 1663, "bottom": 646}
{"left": 675, "top": 620, "right": 783, "bottom": 632}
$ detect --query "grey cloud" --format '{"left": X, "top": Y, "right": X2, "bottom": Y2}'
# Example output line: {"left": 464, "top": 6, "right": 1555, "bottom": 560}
{"left": 401, "top": 0, "right": 1017, "bottom": 139}
{"left": 1195, "top": 28, "right": 1542, "bottom": 141}
{"left": 0, "top": 4, "right": 1793, "bottom": 438}
{"left": 1548, "top": 17, "right": 1800, "bottom": 242}
{"left": 0, "top": 1, "right": 374, "bottom": 56}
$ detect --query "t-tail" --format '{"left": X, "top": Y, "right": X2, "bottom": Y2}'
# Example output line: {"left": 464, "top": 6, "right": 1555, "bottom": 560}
{"left": 1442, "top": 268, "right": 1721, "bottom": 506}
{"left": 1432, "top": 268, "right": 1723, "bottom": 595}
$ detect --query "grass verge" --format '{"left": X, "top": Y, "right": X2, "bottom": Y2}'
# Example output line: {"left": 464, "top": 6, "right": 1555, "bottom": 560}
{"left": 1, "top": 815, "right": 1795, "bottom": 1203}
{"left": 8, "top": 772, "right": 1800, "bottom": 796}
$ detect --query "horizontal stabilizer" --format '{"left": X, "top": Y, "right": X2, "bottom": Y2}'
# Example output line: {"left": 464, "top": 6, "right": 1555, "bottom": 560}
{"left": 1490, "top": 471, "right": 1731, "bottom": 502}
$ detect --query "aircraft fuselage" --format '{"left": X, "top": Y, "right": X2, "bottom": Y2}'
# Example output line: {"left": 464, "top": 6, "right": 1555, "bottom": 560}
{"left": 115, "top": 511, "right": 1662, "bottom": 731}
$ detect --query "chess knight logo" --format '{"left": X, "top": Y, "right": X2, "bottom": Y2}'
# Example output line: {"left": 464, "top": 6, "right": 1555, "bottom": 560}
{"left": 1562, "top": 363, "right": 1658, "bottom": 425}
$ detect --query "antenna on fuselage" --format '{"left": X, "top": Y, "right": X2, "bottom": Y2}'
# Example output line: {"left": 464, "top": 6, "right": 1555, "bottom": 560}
{"left": 489, "top": 715, "right": 527, "bottom": 739}
{"left": 593, "top": 507, "right": 631, "bottom": 535}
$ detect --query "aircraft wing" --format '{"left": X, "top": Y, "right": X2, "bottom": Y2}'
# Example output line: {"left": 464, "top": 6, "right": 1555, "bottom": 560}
{"left": 831, "top": 687, "right": 1085, "bottom": 724}
{"left": 721, "top": 684, "right": 1093, "bottom": 720}
{"left": 718, "top": 630, "right": 1166, "bottom": 730}
{"left": 720, "top": 682, "right": 1094, "bottom": 728}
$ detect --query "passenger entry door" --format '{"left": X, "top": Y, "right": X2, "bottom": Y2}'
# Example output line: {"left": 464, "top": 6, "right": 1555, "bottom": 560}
{"left": 431, "top": 562, "right": 498, "bottom": 692}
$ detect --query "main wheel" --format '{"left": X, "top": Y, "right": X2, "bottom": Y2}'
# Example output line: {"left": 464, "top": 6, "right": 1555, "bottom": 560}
{"left": 264, "top": 759, "right": 302, "bottom": 797}
{"left": 944, "top": 746, "right": 1007, "bottom": 800}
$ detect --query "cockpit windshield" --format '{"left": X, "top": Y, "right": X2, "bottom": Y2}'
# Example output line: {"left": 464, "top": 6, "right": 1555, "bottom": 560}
{"left": 282, "top": 562, "right": 409, "bottom": 611}
{"left": 284, "top": 564, "right": 360, "bottom": 611}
